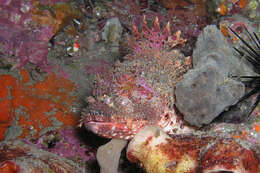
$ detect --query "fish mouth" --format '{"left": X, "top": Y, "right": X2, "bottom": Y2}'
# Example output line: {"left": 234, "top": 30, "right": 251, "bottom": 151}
{"left": 84, "top": 119, "right": 135, "bottom": 140}
{"left": 82, "top": 110, "right": 150, "bottom": 139}
{"left": 84, "top": 121, "right": 117, "bottom": 133}
{"left": 84, "top": 121, "right": 102, "bottom": 133}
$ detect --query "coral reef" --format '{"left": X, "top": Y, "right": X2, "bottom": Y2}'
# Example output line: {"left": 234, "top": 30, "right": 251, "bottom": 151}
{"left": 31, "top": 1, "right": 81, "bottom": 35}
{"left": 159, "top": 0, "right": 207, "bottom": 17}
{"left": 83, "top": 0, "right": 210, "bottom": 58}
{"left": 0, "top": 139, "right": 86, "bottom": 173}
{"left": 100, "top": 0, "right": 150, "bottom": 30}
{"left": 1, "top": 69, "right": 79, "bottom": 141}
{"left": 127, "top": 125, "right": 260, "bottom": 173}
{"left": 82, "top": 17, "right": 194, "bottom": 140}
{"left": 47, "top": 12, "right": 121, "bottom": 97}
{"left": 95, "top": 0, "right": 209, "bottom": 41}
{"left": 0, "top": 1, "right": 258, "bottom": 173}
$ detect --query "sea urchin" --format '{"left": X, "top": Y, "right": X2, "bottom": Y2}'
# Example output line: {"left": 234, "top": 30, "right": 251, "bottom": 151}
{"left": 229, "top": 27, "right": 260, "bottom": 118}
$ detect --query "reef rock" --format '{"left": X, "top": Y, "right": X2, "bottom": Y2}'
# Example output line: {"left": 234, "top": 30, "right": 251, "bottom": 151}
{"left": 175, "top": 25, "right": 252, "bottom": 127}
{"left": 176, "top": 59, "right": 245, "bottom": 127}
{"left": 193, "top": 25, "right": 255, "bottom": 76}
{"left": 97, "top": 139, "right": 127, "bottom": 173}
{"left": 0, "top": 139, "right": 86, "bottom": 173}
{"left": 127, "top": 125, "right": 260, "bottom": 173}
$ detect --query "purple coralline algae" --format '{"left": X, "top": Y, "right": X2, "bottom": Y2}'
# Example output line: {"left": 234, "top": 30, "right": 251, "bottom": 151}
{"left": 33, "top": 128, "right": 96, "bottom": 163}
{"left": 0, "top": 0, "right": 80, "bottom": 72}
{"left": 0, "top": 0, "right": 51, "bottom": 71}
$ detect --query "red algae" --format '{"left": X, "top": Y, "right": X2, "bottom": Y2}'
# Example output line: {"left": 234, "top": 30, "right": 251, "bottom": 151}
{"left": 201, "top": 139, "right": 259, "bottom": 172}
{"left": 160, "top": 0, "right": 190, "bottom": 9}
{"left": 0, "top": 161, "right": 19, "bottom": 173}
{"left": 159, "top": 136, "right": 211, "bottom": 162}
{"left": 0, "top": 75, "right": 16, "bottom": 140}
{"left": 0, "top": 69, "right": 79, "bottom": 140}
{"left": 127, "top": 126, "right": 260, "bottom": 173}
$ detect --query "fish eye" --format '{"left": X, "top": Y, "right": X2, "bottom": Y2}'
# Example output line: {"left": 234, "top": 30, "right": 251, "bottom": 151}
{"left": 164, "top": 114, "right": 169, "bottom": 120}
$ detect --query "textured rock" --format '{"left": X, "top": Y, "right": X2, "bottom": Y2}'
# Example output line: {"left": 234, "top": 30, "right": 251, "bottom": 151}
{"left": 176, "top": 60, "right": 245, "bottom": 127}
{"left": 97, "top": 139, "right": 127, "bottom": 173}
{"left": 175, "top": 25, "right": 253, "bottom": 127}
{"left": 193, "top": 25, "right": 256, "bottom": 76}
{"left": 0, "top": 139, "right": 86, "bottom": 173}
{"left": 126, "top": 125, "right": 260, "bottom": 173}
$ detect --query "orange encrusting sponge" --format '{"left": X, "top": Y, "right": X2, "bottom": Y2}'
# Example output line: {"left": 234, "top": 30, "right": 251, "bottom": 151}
{"left": 0, "top": 69, "right": 79, "bottom": 140}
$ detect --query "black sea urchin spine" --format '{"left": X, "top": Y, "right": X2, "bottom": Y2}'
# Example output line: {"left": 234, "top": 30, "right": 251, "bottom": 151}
{"left": 229, "top": 27, "right": 260, "bottom": 118}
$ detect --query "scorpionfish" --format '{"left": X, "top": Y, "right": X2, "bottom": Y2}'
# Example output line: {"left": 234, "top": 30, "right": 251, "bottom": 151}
{"left": 82, "top": 16, "right": 194, "bottom": 139}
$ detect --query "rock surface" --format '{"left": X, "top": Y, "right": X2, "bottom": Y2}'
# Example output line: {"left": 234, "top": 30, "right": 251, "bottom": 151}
{"left": 176, "top": 60, "right": 244, "bottom": 127}
{"left": 97, "top": 139, "right": 127, "bottom": 173}
{"left": 102, "top": 17, "right": 123, "bottom": 46}
{"left": 175, "top": 25, "right": 251, "bottom": 127}
{"left": 0, "top": 139, "right": 86, "bottom": 173}
{"left": 193, "top": 25, "right": 255, "bottom": 76}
